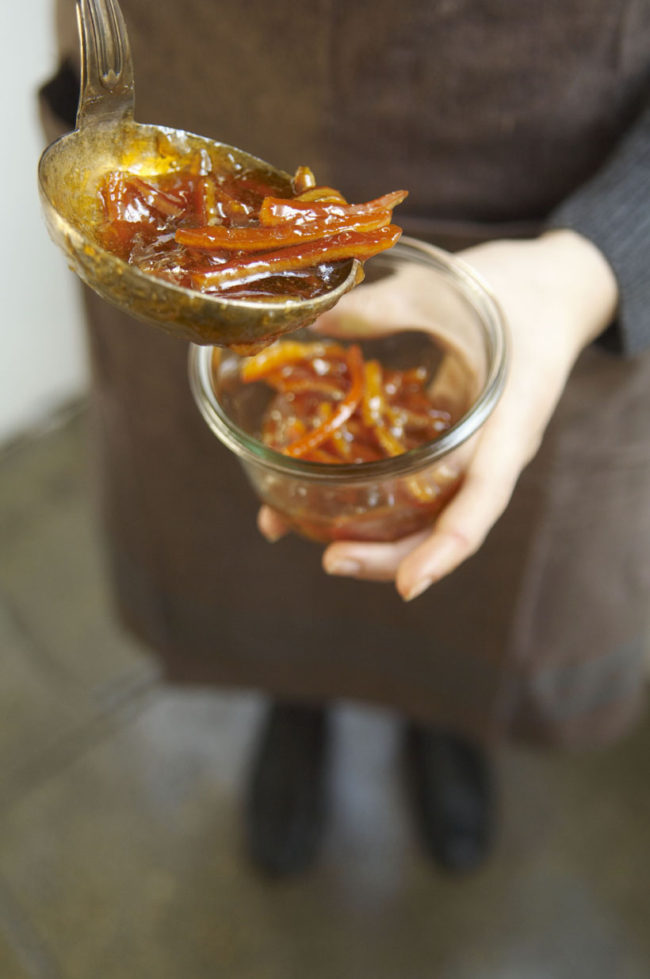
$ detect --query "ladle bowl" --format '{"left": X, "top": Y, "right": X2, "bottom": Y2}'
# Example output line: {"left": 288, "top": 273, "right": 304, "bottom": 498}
{"left": 37, "top": 0, "right": 360, "bottom": 347}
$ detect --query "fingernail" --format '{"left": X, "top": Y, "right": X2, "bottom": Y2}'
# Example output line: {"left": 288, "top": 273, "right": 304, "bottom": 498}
{"left": 325, "top": 558, "right": 362, "bottom": 577}
{"left": 264, "top": 528, "right": 285, "bottom": 543}
{"left": 403, "top": 576, "right": 433, "bottom": 602}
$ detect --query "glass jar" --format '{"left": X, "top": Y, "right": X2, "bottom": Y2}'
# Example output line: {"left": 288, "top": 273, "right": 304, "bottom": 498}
{"left": 188, "top": 237, "right": 508, "bottom": 543}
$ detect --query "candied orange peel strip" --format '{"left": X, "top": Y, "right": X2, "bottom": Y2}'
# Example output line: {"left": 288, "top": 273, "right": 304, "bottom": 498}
{"left": 258, "top": 190, "right": 408, "bottom": 227}
{"left": 292, "top": 165, "right": 317, "bottom": 195}
{"left": 373, "top": 423, "right": 407, "bottom": 458}
{"left": 329, "top": 432, "right": 354, "bottom": 461}
{"left": 240, "top": 340, "right": 346, "bottom": 382}
{"left": 242, "top": 339, "right": 458, "bottom": 468}
{"left": 264, "top": 371, "right": 346, "bottom": 399}
{"left": 196, "top": 177, "right": 219, "bottom": 225}
{"left": 361, "top": 359, "right": 387, "bottom": 428}
{"left": 191, "top": 227, "right": 402, "bottom": 291}
{"left": 310, "top": 403, "right": 352, "bottom": 462}
{"left": 406, "top": 476, "right": 442, "bottom": 504}
{"left": 128, "top": 176, "right": 185, "bottom": 217}
{"left": 293, "top": 186, "right": 348, "bottom": 204}
{"left": 308, "top": 447, "right": 341, "bottom": 463}
{"left": 176, "top": 210, "right": 392, "bottom": 251}
{"left": 97, "top": 158, "right": 408, "bottom": 304}
{"left": 195, "top": 177, "right": 252, "bottom": 223}
{"left": 284, "top": 345, "right": 365, "bottom": 458}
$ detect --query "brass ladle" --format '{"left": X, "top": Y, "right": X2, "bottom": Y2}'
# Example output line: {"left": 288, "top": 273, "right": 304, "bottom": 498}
{"left": 38, "top": 0, "right": 360, "bottom": 347}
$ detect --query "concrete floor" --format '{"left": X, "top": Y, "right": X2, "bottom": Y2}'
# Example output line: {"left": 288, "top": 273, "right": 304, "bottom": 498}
{"left": 1, "top": 408, "right": 649, "bottom": 979}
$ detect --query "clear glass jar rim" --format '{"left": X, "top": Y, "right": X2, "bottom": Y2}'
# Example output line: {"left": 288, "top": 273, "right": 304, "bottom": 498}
{"left": 188, "top": 237, "right": 509, "bottom": 484}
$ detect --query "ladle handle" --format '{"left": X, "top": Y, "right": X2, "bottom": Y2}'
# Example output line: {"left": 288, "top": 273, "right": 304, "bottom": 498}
{"left": 76, "top": 0, "right": 135, "bottom": 128}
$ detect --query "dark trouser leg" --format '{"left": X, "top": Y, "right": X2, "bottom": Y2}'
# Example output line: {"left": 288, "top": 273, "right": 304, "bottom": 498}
{"left": 404, "top": 722, "right": 494, "bottom": 872}
{"left": 245, "top": 700, "right": 330, "bottom": 877}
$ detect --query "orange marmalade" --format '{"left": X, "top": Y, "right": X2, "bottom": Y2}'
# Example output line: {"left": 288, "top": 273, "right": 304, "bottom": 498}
{"left": 96, "top": 162, "right": 406, "bottom": 301}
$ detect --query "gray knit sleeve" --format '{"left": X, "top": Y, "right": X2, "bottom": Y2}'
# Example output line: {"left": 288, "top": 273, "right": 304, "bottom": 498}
{"left": 546, "top": 102, "right": 650, "bottom": 356}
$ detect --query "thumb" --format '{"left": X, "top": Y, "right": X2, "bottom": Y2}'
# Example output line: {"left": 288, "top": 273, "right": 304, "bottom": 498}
{"left": 395, "top": 412, "right": 528, "bottom": 599}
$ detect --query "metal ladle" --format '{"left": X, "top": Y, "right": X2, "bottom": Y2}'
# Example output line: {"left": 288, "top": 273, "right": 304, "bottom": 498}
{"left": 38, "top": 0, "right": 360, "bottom": 348}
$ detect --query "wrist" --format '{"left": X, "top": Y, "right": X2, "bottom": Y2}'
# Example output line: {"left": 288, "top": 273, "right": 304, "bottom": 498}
{"left": 538, "top": 229, "right": 619, "bottom": 346}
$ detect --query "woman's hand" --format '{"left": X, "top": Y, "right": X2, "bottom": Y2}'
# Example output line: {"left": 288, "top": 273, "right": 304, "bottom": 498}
{"left": 258, "top": 230, "right": 619, "bottom": 600}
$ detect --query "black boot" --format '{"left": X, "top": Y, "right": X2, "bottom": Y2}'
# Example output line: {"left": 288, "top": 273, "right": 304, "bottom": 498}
{"left": 245, "top": 701, "right": 330, "bottom": 877}
{"left": 404, "top": 723, "right": 494, "bottom": 873}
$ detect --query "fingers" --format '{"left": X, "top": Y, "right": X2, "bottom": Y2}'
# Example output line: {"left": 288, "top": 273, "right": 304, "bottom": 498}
{"left": 313, "top": 286, "right": 396, "bottom": 338}
{"left": 257, "top": 505, "right": 290, "bottom": 542}
{"left": 324, "top": 406, "right": 528, "bottom": 598}
{"left": 313, "top": 266, "right": 432, "bottom": 338}
{"left": 262, "top": 426, "right": 520, "bottom": 598}
{"left": 322, "top": 460, "right": 516, "bottom": 597}
{"left": 323, "top": 529, "right": 431, "bottom": 582}
{"left": 259, "top": 368, "right": 543, "bottom": 599}
{"left": 395, "top": 469, "right": 516, "bottom": 600}
{"left": 396, "top": 407, "right": 528, "bottom": 597}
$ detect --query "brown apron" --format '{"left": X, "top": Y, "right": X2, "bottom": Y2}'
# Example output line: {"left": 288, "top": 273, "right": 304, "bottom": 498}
{"left": 45, "top": 0, "right": 650, "bottom": 746}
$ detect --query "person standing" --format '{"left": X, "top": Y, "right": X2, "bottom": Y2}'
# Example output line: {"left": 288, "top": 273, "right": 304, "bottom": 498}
{"left": 40, "top": 0, "right": 650, "bottom": 875}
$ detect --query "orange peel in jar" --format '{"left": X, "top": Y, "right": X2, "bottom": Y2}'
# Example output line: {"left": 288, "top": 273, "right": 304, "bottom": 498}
{"left": 241, "top": 339, "right": 460, "bottom": 480}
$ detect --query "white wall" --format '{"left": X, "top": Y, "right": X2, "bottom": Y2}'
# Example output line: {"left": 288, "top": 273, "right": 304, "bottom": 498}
{"left": 0, "top": 0, "right": 87, "bottom": 445}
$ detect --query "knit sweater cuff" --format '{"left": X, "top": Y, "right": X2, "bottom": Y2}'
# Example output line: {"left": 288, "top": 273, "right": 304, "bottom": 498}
{"left": 546, "top": 103, "right": 650, "bottom": 357}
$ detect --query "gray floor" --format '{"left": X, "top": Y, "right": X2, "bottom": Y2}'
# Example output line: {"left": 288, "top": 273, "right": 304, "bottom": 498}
{"left": 1, "top": 408, "right": 649, "bottom": 979}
